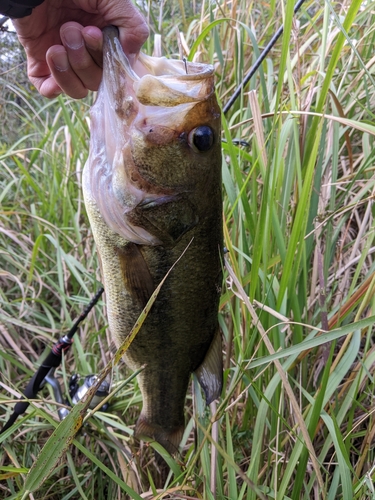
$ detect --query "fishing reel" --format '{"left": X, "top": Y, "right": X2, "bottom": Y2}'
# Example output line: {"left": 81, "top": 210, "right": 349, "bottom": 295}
{"left": 0, "top": 288, "right": 107, "bottom": 436}
{"left": 44, "top": 368, "right": 111, "bottom": 421}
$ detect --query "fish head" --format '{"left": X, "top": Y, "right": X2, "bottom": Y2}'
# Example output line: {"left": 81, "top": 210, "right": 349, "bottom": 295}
{"left": 84, "top": 26, "right": 221, "bottom": 246}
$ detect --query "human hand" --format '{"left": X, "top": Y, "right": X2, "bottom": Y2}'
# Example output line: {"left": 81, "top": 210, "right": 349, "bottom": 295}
{"left": 12, "top": 0, "right": 149, "bottom": 99}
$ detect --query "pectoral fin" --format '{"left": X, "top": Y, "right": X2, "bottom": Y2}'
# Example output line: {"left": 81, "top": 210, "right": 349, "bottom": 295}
{"left": 194, "top": 330, "right": 223, "bottom": 404}
{"left": 117, "top": 243, "right": 154, "bottom": 308}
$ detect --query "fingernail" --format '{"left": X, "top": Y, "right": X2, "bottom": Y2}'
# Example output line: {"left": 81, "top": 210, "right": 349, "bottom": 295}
{"left": 82, "top": 30, "right": 101, "bottom": 51}
{"left": 51, "top": 51, "right": 69, "bottom": 71}
{"left": 61, "top": 26, "right": 84, "bottom": 50}
{"left": 83, "top": 34, "right": 98, "bottom": 50}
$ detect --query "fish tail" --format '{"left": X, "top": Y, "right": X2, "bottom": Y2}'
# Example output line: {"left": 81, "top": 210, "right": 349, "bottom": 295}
{"left": 135, "top": 414, "right": 184, "bottom": 455}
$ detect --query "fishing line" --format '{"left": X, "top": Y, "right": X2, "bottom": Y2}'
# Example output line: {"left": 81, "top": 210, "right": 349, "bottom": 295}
{"left": 223, "top": 0, "right": 308, "bottom": 115}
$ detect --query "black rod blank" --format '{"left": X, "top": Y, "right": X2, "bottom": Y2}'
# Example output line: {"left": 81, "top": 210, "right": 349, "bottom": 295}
{"left": 223, "top": 0, "right": 307, "bottom": 115}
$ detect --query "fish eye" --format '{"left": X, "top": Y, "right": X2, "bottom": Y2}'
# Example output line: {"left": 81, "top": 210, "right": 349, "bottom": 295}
{"left": 188, "top": 126, "right": 214, "bottom": 152}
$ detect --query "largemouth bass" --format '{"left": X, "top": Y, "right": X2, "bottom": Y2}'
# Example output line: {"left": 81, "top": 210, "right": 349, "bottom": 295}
{"left": 83, "top": 26, "right": 223, "bottom": 454}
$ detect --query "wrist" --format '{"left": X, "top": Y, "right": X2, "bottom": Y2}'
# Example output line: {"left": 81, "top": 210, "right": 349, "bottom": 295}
{"left": 0, "top": 0, "right": 44, "bottom": 18}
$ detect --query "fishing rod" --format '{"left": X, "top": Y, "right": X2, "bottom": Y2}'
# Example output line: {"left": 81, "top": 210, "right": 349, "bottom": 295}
{"left": 1, "top": 287, "right": 105, "bottom": 435}
{"left": 223, "top": 0, "right": 307, "bottom": 115}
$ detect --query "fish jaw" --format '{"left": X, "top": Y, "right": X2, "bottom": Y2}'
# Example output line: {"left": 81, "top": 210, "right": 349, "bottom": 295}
{"left": 83, "top": 26, "right": 223, "bottom": 454}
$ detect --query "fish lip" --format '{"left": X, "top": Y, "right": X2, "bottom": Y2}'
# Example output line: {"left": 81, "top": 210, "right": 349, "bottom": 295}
{"left": 103, "top": 25, "right": 119, "bottom": 40}
{"left": 102, "top": 25, "right": 140, "bottom": 82}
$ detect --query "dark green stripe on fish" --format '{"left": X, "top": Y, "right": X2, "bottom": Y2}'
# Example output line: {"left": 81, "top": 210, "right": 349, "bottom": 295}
{"left": 83, "top": 25, "right": 223, "bottom": 454}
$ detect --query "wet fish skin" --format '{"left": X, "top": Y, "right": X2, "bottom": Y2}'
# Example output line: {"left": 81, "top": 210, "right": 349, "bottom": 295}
{"left": 83, "top": 26, "right": 223, "bottom": 454}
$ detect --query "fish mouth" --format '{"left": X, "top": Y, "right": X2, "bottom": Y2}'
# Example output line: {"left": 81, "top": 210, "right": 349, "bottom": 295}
{"left": 103, "top": 25, "right": 215, "bottom": 107}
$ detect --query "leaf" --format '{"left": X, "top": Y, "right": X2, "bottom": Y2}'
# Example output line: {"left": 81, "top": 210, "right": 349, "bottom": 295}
{"left": 187, "top": 19, "right": 232, "bottom": 62}
{"left": 247, "top": 315, "right": 375, "bottom": 369}
{"left": 321, "top": 412, "right": 353, "bottom": 500}
{"left": 0, "top": 465, "right": 29, "bottom": 480}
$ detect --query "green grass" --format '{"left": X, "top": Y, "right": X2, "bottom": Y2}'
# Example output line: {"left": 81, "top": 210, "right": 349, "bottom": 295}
{"left": 2, "top": 0, "right": 375, "bottom": 498}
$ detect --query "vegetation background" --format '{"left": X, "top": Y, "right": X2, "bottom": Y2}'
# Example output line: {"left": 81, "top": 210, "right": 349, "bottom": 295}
{"left": 1, "top": 0, "right": 375, "bottom": 498}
